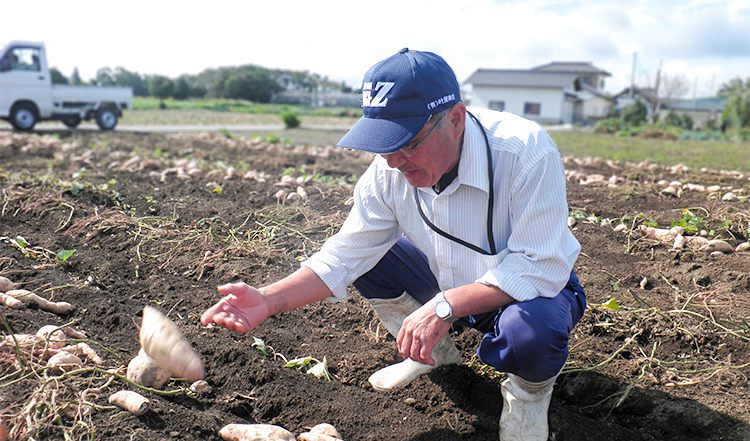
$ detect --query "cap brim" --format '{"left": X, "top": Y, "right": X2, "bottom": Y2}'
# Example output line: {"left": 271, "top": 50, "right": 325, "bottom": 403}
{"left": 337, "top": 114, "right": 429, "bottom": 154}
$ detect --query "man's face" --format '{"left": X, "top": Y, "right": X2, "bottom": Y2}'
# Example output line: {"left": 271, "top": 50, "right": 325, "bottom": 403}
{"left": 382, "top": 104, "right": 465, "bottom": 188}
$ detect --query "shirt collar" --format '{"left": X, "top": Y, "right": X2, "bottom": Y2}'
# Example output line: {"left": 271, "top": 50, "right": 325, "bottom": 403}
{"left": 456, "top": 112, "right": 490, "bottom": 194}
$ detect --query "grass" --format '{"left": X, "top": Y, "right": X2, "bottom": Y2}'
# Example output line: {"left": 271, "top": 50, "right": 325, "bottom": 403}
{"left": 131, "top": 97, "right": 361, "bottom": 118}
{"left": 121, "top": 100, "right": 750, "bottom": 172}
{"left": 551, "top": 130, "right": 750, "bottom": 172}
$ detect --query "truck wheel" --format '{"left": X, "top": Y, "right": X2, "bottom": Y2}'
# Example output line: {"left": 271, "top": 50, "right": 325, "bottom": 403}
{"left": 95, "top": 107, "right": 118, "bottom": 131}
{"left": 10, "top": 103, "right": 38, "bottom": 131}
{"left": 63, "top": 116, "right": 81, "bottom": 129}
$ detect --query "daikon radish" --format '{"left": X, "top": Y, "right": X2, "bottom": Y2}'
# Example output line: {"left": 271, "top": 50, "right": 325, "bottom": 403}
{"left": 127, "top": 349, "right": 171, "bottom": 389}
{"left": 108, "top": 390, "right": 150, "bottom": 415}
{"left": 0, "top": 293, "right": 24, "bottom": 309}
{"left": 703, "top": 240, "right": 734, "bottom": 253}
{"left": 189, "top": 380, "right": 212, "bottom": 395}
{"left": 4, "top": 289, "right": 74, "bottom": 315}
{"left": 36, "top": 325, "right": 68, "bottom": 348}
{"left": 139, "top": 306, "right": 204, "bottom": 381}
{"left": 0, "top": 276, "right": 18, "bottom": 292}
{"left": 298, "top": 423, "right": 344, "bottom": 440}
{"left": 61, "top": 342, "right": 104, "bottom": 365}
{"left": 47, "top": 352, "right": 83, "bottom": 372}
{"left": 219, "top": 424, "right": 295, "bottom": 441}
{"left": 309, "top": 423, "right": 341, "bottom": 438}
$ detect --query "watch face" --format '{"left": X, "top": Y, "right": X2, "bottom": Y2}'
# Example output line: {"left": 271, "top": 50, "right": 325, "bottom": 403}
{"left": 435, "top": 301, "right": 452, "bottom": 319}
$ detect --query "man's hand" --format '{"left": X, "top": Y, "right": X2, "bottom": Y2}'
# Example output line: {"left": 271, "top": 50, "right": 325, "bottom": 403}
{"left": 200, "top": 282, "right": 272, "bottom": 334}
{"left": 396, "top": 299, "right": 452, "bottom": 366}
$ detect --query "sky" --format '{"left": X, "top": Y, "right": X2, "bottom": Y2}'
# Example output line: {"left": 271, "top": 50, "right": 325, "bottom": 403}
{"left": 2, "top": 0, "right": 748, "bottom": 97}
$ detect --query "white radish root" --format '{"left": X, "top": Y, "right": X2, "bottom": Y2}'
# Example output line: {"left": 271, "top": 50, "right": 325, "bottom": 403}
{"left": 673, "top": 235, "right": 686, "bottom": 250}
{"left": 298, "top": 423, "right": 344, "bottom": 440}
{"left": 638, "top": 226, "right": 680, "bottom": 244}
{"left": 108, "top": 390, "right": 150, "bottom": 415}
{"left": 702, "top": 239, "right": 734, "bottom": 253}
{"left": 139, "top": 306, "right": 205, "bottom": 381}
{"left": 0, "top": 293, "right": 24, "bottom": 309}
{"left": 36, "top": 325, "right": 68, "bottom": 348}
{"left": 2, "top": 333, "right": 45, "bottom": 348}
{"left": 63, "top": 326, "right": 88, "bottom": 339}
{"left": 0, "top": 276, "right": 18, "bottom": 292}
{"left": 4, "top": 289, "right": 75, "bottom": 315}
{"left": 309, "top": 423, "right": 341, "bottom": 438}
{"left": 189, "top": 379, "right": 212, "bottom": 395}
{"left": 127, "top": 350, "right": 171, "bottom": 389}
{"left": 47, "top": 352, "right": 83, "bottom": 372}
{"left": 61, "top": 342, "right": 104, "bottom": 365}
{"left": 219, "top": 424, "right": 295, "bottom": 441}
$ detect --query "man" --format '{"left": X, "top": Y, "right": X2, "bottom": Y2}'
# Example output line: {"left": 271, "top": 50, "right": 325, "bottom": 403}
{"left": 201, "top": 48, "right": 586, "bottom": 441}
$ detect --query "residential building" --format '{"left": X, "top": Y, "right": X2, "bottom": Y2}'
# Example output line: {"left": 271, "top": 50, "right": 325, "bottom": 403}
{"left": 613, "top": 87, "right": 726, "bottom": 129}
{"left": 462, "top": 61, "right": 612, "bottom": 125}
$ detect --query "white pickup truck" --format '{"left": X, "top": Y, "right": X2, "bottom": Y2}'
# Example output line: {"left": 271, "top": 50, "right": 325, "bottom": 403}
{"left": 0, "top": 41, "right": 133, "bottom": 131}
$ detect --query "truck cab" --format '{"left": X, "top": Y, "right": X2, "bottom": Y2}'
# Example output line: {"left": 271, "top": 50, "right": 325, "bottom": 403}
{"left": 0, "top": 41, "right": 133, "bottom": 131}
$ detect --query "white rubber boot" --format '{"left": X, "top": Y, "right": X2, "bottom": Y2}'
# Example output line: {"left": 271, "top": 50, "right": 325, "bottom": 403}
{"left": 499, "top": 373, "right": 556, "bottom": 441}
{"left": 367, "top": 292, "right": 462, "bottom": 392}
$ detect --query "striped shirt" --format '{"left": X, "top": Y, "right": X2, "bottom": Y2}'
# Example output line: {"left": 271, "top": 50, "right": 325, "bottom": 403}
{"left": 302, "top": 107, "right": 580, "bottom": 302}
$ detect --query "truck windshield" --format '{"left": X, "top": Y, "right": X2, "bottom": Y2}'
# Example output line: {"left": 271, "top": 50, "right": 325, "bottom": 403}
{"left": 8, "top": 47, "right": 41, "bottom": 71}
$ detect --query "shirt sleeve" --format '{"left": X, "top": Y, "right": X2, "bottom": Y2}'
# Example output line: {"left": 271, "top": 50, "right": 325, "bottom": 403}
{"left": 476, "top": 133, "right": 580, "bottom": 301}
{"left": 301, "top": 161, "right": 402, "bottom": 302}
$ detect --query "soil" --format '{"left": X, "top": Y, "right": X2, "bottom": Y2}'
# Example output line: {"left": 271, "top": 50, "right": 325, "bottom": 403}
{"left": 1, "top": 128, "right": 749, "bottom": 441}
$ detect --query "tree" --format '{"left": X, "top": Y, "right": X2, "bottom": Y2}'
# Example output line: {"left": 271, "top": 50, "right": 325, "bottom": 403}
{"left": 114, "top": 67, "right": 147, "bottom": 96}
{"left": 50, "top": 67, "right": 68, "bottom": 84}
{"left": 146, "top": 75, "right": 175, "bottom": 100}
{"left": 93, "top": 67, "right": 116, "bottom": 86}
{"left": 622, "top": 99, "right": 648, "bottom": 126}
{"left": 172, "top": 76, "right": 191, "bottom": 100}
{"left": 70, "top": 68, "right": 83, "bottom": 85}
{"left": 718, "top": 77, "right": 750, "bottom": 128}
{"left": 660, "top": 73, "right": 690, "bottom": 107}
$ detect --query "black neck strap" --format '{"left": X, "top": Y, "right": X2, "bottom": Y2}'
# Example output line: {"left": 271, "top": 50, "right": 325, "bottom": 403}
{"left": 413, "top": 111, "right": 497, "bottom": 256}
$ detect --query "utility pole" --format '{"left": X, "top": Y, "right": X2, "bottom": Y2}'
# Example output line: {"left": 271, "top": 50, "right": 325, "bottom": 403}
{"left": 652, "top": 59, "right": 662, "bottom": 123}
{"left": 630, "top": 52, "right": 637, "bottom": 98}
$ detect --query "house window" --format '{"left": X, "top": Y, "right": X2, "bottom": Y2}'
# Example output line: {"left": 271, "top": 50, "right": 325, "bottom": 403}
{"left": 524, "top": 102, "right": 541, "bottom": 115}
{"left": 488, "top": 100, "right": 505, "bottom": 111}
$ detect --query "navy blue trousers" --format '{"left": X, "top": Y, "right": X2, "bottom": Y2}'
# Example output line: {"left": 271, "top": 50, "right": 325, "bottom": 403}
{"left": 354, "top": 237, "right": 587, "bottom": 382}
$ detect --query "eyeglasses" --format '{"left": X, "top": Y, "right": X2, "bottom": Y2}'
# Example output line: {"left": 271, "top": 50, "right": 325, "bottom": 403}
{"left": 384, "top": 112, "right": 447, "bottom": 158}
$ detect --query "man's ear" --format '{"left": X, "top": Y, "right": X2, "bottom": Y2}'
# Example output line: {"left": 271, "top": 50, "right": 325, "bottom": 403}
{"left": 448, "top": 103, "right": 467, "bottom": 137}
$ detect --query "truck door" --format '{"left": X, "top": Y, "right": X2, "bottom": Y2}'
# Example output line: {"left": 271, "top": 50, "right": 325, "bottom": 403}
{"left": 0, "top": 45, "right": 52, "bottom": 118}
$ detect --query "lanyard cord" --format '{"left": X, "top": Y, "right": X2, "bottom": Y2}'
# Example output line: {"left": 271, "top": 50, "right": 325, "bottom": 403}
{"left": 413, "top": 111, "right": 497, "bottom": 256}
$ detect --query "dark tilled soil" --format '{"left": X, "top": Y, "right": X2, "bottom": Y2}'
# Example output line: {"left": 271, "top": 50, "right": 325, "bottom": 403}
{"left": 1, "top": 129, "right": 749, "bottom": 441}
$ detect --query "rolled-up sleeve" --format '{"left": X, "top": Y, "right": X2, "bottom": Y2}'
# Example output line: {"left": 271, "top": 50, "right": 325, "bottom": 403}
{"left": 301, "top": 162, "right": 401, "bottom": 302}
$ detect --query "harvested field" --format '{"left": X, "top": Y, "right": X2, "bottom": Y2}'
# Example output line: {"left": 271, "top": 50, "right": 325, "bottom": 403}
{"left": 1, "top": 129, "right": 749, "bottom": 441}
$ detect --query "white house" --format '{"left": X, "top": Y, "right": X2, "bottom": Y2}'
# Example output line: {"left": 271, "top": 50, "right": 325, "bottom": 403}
{"left": 463, "top": 61, "right": 612, "bottom": 125}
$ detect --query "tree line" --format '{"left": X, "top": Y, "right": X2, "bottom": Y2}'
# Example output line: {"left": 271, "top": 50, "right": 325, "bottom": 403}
{"left": 718, "top": 77, "right": 750, "bottom": 129}
{"left": 49, "top": 64, "right": 354, "bottom": 103}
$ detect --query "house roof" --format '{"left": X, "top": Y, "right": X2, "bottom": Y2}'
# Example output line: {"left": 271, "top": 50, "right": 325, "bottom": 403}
{"left": 579, "top": 83, "right": 613, "bottom": 100}
{"left": 531, "top": 61, "right": 611, "bottom": 76}
{"left": 664, "top": 97, "right": 726, "bottom": 112}
{"left": 613, "top": 86, "right": 659, "bottom": 104}
{"left": 464, "top": 69, "right": 578, "bottom": 89}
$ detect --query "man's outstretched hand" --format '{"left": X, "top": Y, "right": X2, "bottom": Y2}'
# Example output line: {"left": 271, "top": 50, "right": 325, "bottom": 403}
{"left": 200, "top": 282, "right": 272, "bottom": 334}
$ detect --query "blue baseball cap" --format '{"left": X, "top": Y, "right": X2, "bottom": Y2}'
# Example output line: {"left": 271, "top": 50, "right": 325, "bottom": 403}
{"left": 337, "top": 48, "right": 462, "bottom": 154}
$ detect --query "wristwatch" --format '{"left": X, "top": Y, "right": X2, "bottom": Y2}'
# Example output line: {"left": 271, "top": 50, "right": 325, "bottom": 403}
{"left": 434, "top": 291, "right": 454, "bottom": 321}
